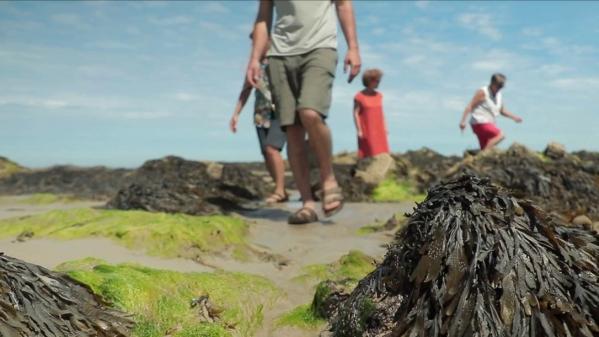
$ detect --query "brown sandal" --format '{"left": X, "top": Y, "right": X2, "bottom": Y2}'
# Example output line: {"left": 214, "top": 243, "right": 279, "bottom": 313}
{"left": 322, "top": 186, "right": 344, "bottom": 217}
{"left": 265, "top": 192, "right": 289, "bottom": 205}
{"left": 288, "top": 207, "right": 319, "bottom": 225}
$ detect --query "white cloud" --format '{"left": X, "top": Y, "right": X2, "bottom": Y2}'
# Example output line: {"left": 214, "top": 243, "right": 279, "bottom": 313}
{"left": 457, "top": 13, "right": 502, "bottom": 40}
{"left": 198, "top": 21, "right": 240, "bottom": 40}
{"left": 360, "top": 43, "right": 385, "bottom": 64}
{"left": 402, "top": 54, "right": 426, "bottom": 66}
{"left": 173, "top": 92, "right": 200, "bottom": 102}
{"left": 371, "top": 27, "right": 386, "bottom": 36}
{"left": 0, "top": 97, "right": 69, "bottom": 109}
{"left": 84, "top": 40, "right": 134, "bottom": 50}
{"left": 415, "top": 0, "right": 430, "bottom": 9}
{"left": 522, "top": 27, "right": 543, "bottom": 37}
{"left": 470, "top": 49, "right": 528, "bottom": 73}
{"left": 122, "top": 111, "right": 173, "bottom": 119}
{"left": 51, "top": 13, "right": 89, "bottom": 29}
{"left": 537, "top": 64, "right": 570, "bottom": 77}
{"left": 149, "top": 15, "right": 193, "bottom": 26}
{"left": 202, "top": 1, "right": 230, "bottom": 14}
{"left": 550, "top": 77, "right": 599, "bottom": 90}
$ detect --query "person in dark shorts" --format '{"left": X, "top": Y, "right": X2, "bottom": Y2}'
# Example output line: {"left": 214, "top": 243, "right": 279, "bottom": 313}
{"left": 230, "top": 37, "right": 287, "bottom": 204}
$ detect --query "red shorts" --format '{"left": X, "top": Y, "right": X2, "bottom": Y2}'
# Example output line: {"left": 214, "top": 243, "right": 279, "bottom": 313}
{"left": 471, "top": 123, "right": 502, "bottom": 149}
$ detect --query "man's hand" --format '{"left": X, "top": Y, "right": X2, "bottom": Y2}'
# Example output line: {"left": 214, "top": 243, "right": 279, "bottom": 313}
{"left": 459, "top": 121, "right": 467, "bottom": 132}
{"left": 246, "top": 58, "right": 261, "bottom": 88}
{"left": 513, "top": 116, "right": 523, "bottom": 123}
{"left": 344, "top": 48, "right": 361, "bottom": 83}
{"left": 357, "top": 129, "right": 363, "bottom": 138}
{"left": 229, "top": 114, "right": 239, "bottom": 133}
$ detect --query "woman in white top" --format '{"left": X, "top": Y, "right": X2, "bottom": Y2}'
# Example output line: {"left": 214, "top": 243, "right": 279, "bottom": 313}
{"left": 459, "top": 73, "right": 523, "bottom": 150}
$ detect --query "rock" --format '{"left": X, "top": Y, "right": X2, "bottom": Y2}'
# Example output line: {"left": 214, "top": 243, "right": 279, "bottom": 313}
{"left": 445, "top": 143, "right": 599, "bottom": 220}
{"left": 544, "top": 142, "right": 567, "bottom": 159}
{"left": 354, "top": 153, "right": 396, "bottom": 185}
{"left": 312, "top": 280, "right": 351, "bottom": 320}
{"left": 0, "top": 254, "right": 133, "bottom": 336}
{"left": 205, "top": 162, "right": 224, "bottom": 180}
{"left": 594, "top": 222, "right": 599, "bottom": 232}
{"left": 330, "top": 176, "right": 599, "bottom": 337}
{"left": 0, "top": 165, "right": 132, "bottom": 200}
{"left": 572, "top": 215, "right": 593, "bottom": 228}
{"left": 333, "top": 152, "right": 358, "bottom": 166}
{"left": 0, "top": 156, "right": 25, "bottom": 178}
{"left": 190, "top": 295, "right": 222, "bottom": 323}
{"left": 107, "top": 156, "right": 271, "bottom": 215}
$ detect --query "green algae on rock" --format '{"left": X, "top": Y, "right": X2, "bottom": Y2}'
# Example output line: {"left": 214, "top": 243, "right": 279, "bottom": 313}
{"left": 12, "top": 193, "right": 79, "bottom": 205}
{"left": 0, "top": 156, "right": 24, "bottom": 178}
{"left": 277, "top": 304, "right": 326, "bottom": 330}
{"left": 0, "top": 208, "right": 250, "bottom": 260}
{"left": 280, "top": 251, "right": 377, "bottom": 330}
{"left": 371, "top": 178, "right": 425, "bottom": 203}
{"left": 58, "top": 259, "right": 282, "bottom": 337}
{"left": 294, "top": 250, "right": 376, "bottom": 285}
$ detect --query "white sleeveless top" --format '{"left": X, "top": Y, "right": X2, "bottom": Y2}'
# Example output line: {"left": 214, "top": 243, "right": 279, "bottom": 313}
{"left": 268, "top": 0, "right": 338, "bottom": 56}
{"left": 470, "top": 86, "right": 503, "bottom": 125}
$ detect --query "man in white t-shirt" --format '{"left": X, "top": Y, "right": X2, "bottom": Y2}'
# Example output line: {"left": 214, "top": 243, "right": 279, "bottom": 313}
{"left": 246, "top": 0, "right": 361, "bottom": 224}
{"left": 459, "top": 73, "right": 523, "bottom": 150}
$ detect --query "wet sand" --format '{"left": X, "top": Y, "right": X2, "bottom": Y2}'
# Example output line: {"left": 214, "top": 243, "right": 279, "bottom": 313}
{"left": 0, "top": 195, "right": 414, "bottom": 337}
{"left": 0, "top": 195, "right": 103, "bottom": 220}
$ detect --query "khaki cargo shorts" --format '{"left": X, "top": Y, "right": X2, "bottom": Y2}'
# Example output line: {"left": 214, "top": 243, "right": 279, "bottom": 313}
{"left": 267, "top": 48, "right": 338, "bottom": 128}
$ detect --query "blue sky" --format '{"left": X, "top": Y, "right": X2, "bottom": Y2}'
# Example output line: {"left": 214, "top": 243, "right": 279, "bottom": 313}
{"left": 1, "top": 1, "right": 598, "bottom": 168}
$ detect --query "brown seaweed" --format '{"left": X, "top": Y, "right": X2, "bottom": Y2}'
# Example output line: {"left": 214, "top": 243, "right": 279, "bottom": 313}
{"left": 0, "top": 254, "right": 133, "bottom": 337}
{"left": 330, "top": 175, "right": 599, "bottom": 337}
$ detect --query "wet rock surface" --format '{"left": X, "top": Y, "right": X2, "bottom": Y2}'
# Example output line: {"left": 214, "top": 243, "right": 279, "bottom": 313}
{"left": 329, "top": 175, "right": 599, "bottom": 337}
{"left": 446, "top": 144, "right": 599, "bottom": 220}
{"left": 0, "top": 165, "right": 132, "bottom": 200}
{"left": 107, "top": 156, "right": 272, "bottom": 215}
{"left": 0, "top": 253, "right": 133, "bottom": 336}
{"left": 329, "top": 145, "right": 599, "bottom": 221}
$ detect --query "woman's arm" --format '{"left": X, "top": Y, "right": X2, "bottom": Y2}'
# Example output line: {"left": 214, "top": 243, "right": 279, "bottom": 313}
{"left": 230, "top": 78, "right": 253, "bottom": 133}
{"left": 500, "top": 106, "right": 523, "bottom": 123}
{"left": 353, "top": 99, "right": 363, "bottom": 138}
{"left": 460, "top": 89, "right": 485, "bottom": 131}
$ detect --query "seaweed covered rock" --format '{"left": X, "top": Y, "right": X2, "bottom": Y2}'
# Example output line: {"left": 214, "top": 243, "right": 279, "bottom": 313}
{"left": 331, "top": 175, "right": 599, "bottom": 337}
{"left": 0, "top": 165, "right": 132, "bottom": 200}
{"left": 0, "top": 156, "right": 24, "bottom": 178}
{"left": 447, "top": 144, "right": 599, "bottom": 220}
{"left": 573, "top": 150, "right": 599, "bottom": 175}
{"left": 0, "top": 253, "right": 133, "bottom": 336}
{"left": 399, "top": 148, "right": 462, "bottom": 188}
{"left": 322, "top": 148, "right": 459, "bottom": 202}
{"left": 107, "top": 156, "right": 271, "bottom": 215}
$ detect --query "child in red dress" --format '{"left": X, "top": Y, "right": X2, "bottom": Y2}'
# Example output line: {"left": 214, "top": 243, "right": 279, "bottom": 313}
{"left": 353, "top": 68, "right": 390, "bottom": 159}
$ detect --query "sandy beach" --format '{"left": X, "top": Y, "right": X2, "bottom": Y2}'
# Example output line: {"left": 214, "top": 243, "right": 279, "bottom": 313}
{"left": 0, "top": 194, "right": 413, "bottom": 337}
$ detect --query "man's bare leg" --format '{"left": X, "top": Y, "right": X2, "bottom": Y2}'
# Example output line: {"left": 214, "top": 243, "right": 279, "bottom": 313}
{"left": 263, "top": 145, "right": 286, "bottom": 197}
{"left": 483, "top": 133, "right": 505, "bottom": 150}
{"left": 298, "top": 108, "right": 340, "bottom": 212}
{"left": 286, "top": 124, "right": 316, "bottom": 210}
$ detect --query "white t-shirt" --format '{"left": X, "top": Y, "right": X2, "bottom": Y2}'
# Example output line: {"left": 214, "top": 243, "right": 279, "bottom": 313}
{"left": 470, "top": 86, "right": 503, "bottom": 125}
{"left": 268, "top": 0, "right": 338, "bottom": 56}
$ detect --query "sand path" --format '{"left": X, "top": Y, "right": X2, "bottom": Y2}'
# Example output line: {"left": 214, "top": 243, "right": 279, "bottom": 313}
{"left": 0, "top": 195, "right": 413, "bottom": 337}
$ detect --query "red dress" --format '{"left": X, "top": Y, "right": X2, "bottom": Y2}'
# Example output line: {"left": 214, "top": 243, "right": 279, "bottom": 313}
{"left": 355, "top": 91, "right": 390, "bottom": 158}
